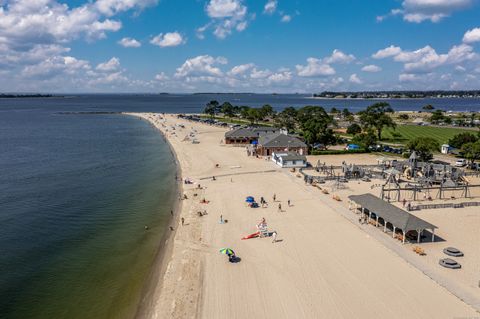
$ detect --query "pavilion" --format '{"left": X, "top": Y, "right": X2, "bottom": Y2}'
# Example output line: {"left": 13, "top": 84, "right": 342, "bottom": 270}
{"left": 348, "top": 193, "right": 437, "bottom": 244}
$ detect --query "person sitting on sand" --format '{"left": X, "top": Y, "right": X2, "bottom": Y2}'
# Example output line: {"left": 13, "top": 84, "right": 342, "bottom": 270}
{"left": 227, "top": 251, "right": 236, "bottom": 263}
{"left": 257, "top": 218, "right": 267, "bottom": 229}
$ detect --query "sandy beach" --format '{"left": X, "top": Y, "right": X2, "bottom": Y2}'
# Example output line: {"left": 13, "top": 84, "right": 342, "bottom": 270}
{"left": 127, "top": 112, "right": 479, "bottom": 319}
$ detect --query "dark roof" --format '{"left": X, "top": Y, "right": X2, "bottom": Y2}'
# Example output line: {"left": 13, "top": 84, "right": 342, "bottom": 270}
{"left": 282, "top": 154, "right": 307, "bottom": 161}
{"left": 225, "top": 127, "right": 279, "bottom": 138}
{"left": 252, "top": 127, "right": 278, "bottom": 132}
{"left": 258, "top": 133, "right": 307, "bottom": 148}
{"left": 348, "top": 193, "right": 437, "bottom": 231}
{"left": 225, "top": 128, "right": 258, "bottom": 138}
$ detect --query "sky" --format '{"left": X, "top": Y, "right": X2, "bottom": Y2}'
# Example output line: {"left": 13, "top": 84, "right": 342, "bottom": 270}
{"left": 1, "top": 0, "right": 480, "bottom": 93}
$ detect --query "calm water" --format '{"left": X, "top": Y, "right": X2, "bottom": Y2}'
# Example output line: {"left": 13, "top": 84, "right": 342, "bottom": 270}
{"left": 0, "top": 108, "right": 176, "bottom": 319}
{"left": 0, "top": 94, "right": 479, "bottom": 319}
{"left": 1, "top": 93, "right": 480, "bottom": 113}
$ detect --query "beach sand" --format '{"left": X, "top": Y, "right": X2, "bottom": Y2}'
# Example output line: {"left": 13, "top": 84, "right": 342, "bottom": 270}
{"left": 128, "top": 113, "right": 479, "bottom": 319}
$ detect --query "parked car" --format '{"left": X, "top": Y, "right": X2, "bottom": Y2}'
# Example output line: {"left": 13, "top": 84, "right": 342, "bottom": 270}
{"left": 455, "top": 159, "right": 467, "bottom": 167}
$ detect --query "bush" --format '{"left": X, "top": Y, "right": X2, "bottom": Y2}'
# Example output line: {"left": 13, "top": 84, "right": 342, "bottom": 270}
{"left": 346, "top": 123, "right": 362, "bottom": 135}
{"left": 448, "top": 132, "right": 478, "bottom": 149}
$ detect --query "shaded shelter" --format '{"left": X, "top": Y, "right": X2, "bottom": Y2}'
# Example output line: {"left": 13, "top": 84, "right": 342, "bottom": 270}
{"left": 349, "top": 193, "right": 437, "bottom": 243}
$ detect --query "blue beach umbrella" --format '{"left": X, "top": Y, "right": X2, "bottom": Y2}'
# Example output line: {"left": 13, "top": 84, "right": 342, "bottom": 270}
{"left": 245, "top": 196, "right": 255, "bottom": 203}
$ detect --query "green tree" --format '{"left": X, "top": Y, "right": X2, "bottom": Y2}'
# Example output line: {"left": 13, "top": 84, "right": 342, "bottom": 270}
{"left": 259, "top": 104, "right": 275, "bottom": 119}
{"left": 461, "top": 140, "right": 480, "bottom": 164}
{"left": 448, "top": 132, "right": 478, "bottom": 149}
{"left": 274, "top": 107, "right": 297, "bottom": 132}
{"left": 398, "top": 113, "right": 409, "bottom": 120}
{"left": 296, "top": 106, "right": 335, "bottom": 147}
{"left": 351, "top": 130, "right": 377, "bottom": 149}
{"left": 342, "top": 108, "right": 352, "bottom": 119}
{"left": 330, "top": 107, "right": 339, "bottom": 114}
{"left": 220, "top": 102, "right": 235, "bottom": 118}
{"left": 429, "top": 110, "right": 445, "bottom": 124}
{"left": 246, "top": 108, "right": 261, "bottom": 125}
{"left": 407, "top": 137, "right": 440, "bottom": 162}
{"left": 358, "top": 102, "right": 396, "bottom": 140}
{"left": 346, "top": 123, "right": 362, "bottom": 135}
{"left": 239, "top": 106, "right": 251, "bottom": 119}
{"left": 204, "top": 100, "right": 219, "bottom": 119}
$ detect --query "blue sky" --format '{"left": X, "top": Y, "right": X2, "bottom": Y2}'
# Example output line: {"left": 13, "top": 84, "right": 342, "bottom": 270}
{"left": 1, "top": 0, "right": 480, "bottom": 92}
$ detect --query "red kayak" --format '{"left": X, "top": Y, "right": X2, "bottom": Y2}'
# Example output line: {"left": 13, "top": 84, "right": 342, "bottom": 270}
{"left": 241, "top": 231, "right": 260, "bottom": 240}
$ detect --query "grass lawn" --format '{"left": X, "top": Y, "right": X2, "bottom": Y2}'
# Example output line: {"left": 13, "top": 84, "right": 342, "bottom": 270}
{"left": 382, "top": 125, "right": 475, "bottom": 145}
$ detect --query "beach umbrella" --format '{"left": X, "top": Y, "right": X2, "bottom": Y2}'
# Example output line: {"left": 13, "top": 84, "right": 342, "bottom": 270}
{"left": 219, "top": 248, "right": 234, "bottom": 255}
{"left": 245, "top": 196, "right": 255, "bottom": 202}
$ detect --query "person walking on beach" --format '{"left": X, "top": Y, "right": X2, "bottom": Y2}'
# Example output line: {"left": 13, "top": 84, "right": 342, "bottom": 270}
{"left": 273, "top": 193, "right": 276, "bottom": 202}
{"left": 272, "top": 231, "right": 277, "bottom": 243}
{"left": 278, "top": 203, "right": 282, "bottom": 212}
{"left": 220, "top": 215, "right": 224, "bottom": 224}
{"left": 181, "top": 217, "right": 185, "bottom": 226}
{"left": 287, "top": 199, "right": 291, "bottom": 207}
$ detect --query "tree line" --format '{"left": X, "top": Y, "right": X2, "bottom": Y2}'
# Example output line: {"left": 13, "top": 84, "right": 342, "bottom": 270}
{"left": 204, "top": 100, "right": 480, "bottom": 163}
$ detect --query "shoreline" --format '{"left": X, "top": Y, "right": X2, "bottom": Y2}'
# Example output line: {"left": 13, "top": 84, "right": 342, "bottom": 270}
{"left": 125, "top": 112, "right": 479, "bottom": 319}
{"left": 125, "top": 113, "right": 184, "bottom": 319}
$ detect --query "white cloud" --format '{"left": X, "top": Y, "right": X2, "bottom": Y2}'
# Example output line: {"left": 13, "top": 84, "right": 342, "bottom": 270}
{"left": 250, "top": 68, "right": 272, "bottom": 79}
{"left": 399, "top": 73, "right": 420, "bottom": 82}
{"left": 373, "top": 45, "right": 402, "bottom": 59}
{"left": 463, "top": 27, "right": 480, "bottom": 43}
{"left": 175, "top": 55, "right": 227, "bottom": 78}
{"left": 324, "top": 49, "right": 355, "bottom": 64}
{"left": 264, "top": 0, "right": 277, "bottom": 14}
{"left": 361, "top": 64, "right": 382, "bottom": 72}
{"left": 296, "top": 58, "right": 336, "bottom": 77}
{"left": 118, "top": 37, "right": 141, "bottom": 48}
{"left": 207, "top": 0, "right": 245, "bottom": 18}
{"left": 349, "top": 73, "right": 362, "bottom": 84}
{"left": 204, "top": 0, "right": 248, "bottom": 39}
{"left": 380, "top": 0, "right": 474, "bottom": 23}
{"left": 95, "top": 0, "right": 159, "bottom": 17}
{"left": 228, "top": 63, "right": 255, "bottom": 76}
{"left": 399, "top": 44, "right": 477, "bottom": 73}
{"left": 96, "top": 57, "right": 120, "bottom": 72}
{"left": 268, "top": 70, "right": 292, "bottom": 83}
{"left": 150, "top": 32, "right": 185, "bottom": 47}
{"left": 0, "top": 0, "right": 122, "bottom": 49}
{"left": 155, "top": 72, "right": 169, "bottom": 81}
{"left": 281, "top": 15, "right": 292, "bottom": 23}
{"left": 22, "top": 55, "right": 90, "bottom": 78}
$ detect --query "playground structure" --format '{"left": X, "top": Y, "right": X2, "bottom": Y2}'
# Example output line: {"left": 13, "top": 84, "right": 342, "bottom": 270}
{"left": 301, "top": 152, "right": 480, "bottom": 203}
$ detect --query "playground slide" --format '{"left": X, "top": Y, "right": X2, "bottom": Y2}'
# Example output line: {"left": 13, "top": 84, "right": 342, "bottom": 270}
{"left": 241, "top": 232, "right": 260, "bottom": 240}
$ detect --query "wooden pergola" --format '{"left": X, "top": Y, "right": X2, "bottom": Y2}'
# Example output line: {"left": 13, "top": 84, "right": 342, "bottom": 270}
{"left": 349, "top": 193, "right": 438, "bottom": 244}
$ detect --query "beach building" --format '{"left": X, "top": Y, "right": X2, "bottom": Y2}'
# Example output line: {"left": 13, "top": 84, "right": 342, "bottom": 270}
{"left": 256, "top": 133, "right": 307, "bottom": 156}
{"left": 349, "top": 193, "right": 437, "bottom": 244}
{"left": 224, "top": 127, "right": 279, "bottom": 144}
{"left": 272, "top": 152, "right": 308, "bottom": 168}
{"left": 441, "top": 144, "right": 452, "bottom": 154}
